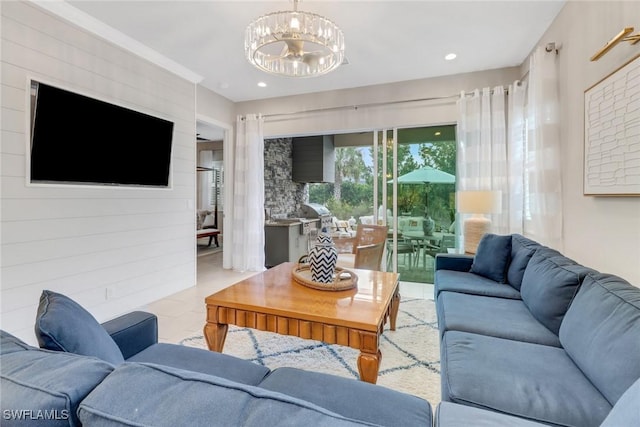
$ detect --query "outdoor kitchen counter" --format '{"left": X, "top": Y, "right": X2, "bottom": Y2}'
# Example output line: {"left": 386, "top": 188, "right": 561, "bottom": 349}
{"left": 264, "top": 219, "right": 319, "bottom": 267}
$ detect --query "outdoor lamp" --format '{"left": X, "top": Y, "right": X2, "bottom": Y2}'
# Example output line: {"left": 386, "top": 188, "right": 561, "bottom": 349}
{"left": 457, "top": 190, "right": 502, "bottom": 254}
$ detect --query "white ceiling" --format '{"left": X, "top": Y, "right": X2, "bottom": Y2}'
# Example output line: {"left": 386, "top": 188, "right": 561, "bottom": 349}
{"left": 67, "top": 0, "right": 565, "bottom": 103}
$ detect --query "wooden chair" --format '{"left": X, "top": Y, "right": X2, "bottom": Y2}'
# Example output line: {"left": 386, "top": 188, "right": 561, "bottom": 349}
{"left": 336, "top": 224, "right": 388, "bottom": 268}
{"left": 353, "top": 224, "right": 389, "bottom": 247}
{"left": 354, "top": 243, "right": 385, "bottom": 271}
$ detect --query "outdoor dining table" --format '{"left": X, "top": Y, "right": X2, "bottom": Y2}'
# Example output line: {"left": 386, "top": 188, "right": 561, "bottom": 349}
{"left": 401, "top": 230, "right": 452, "bottom": 245}
{"left": 398, "top": 231, "right": 455, "bottom": 269}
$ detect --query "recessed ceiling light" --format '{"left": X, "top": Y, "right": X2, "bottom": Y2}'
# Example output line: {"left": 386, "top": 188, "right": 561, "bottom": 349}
{"left": 257, "top": 82, "right": 267, "bottom": 88}
{"left": 445, "top": 53, "right": 457, "bottom": 61}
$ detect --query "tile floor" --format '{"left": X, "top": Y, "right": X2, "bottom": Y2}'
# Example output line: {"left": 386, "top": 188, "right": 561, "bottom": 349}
{"left": 138, "top": 252, "right": 435, "bottom": 343}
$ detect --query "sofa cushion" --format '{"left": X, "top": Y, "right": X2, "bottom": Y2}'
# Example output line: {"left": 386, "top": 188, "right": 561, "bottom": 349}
{"left": 0, "top": 339, "right": 114, "bottom": 427}
{"left": 35, "top": 290, "right": 124, "bottom": 365}
{"left": 127, "top": 343, "right": 270, "bottom": 386}
{"left": 469, "top": 234, "right": 512, "bottom": 283}
{"left": 259, "top": 367, "right": 432, "bottom": 427}
{"left": 507, "top": 234, "right": 540, "bottom": 290}
{"left": 440, "top": 331, "right": 611, "bottom": 427}
{"left": 601, "top": 378, "right": 640, "bottom": 427}
{"left": 559, "top": 273, "right": 640, "bottom": 406}
{"left": 435, "top": 270, "right": 521, "bottom": 300}
{"left": 435, "top": 402, "right": 547, "bottom": 427}
{"left": 0, "top": 330, "right": 33, "bottom": 355}
{"left": 436, "top": 291, "right": 561, "bottom": 346}
{"left": 77, "top": 363, "right": 379, "bottom": 426}
{"left": 520, "top": 252, "right": 592, "bottom": 335}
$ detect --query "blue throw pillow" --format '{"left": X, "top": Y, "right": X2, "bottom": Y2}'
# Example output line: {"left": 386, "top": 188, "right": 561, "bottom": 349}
{"left": 469, "top": 234, "right": 512, "bottom": 283}
{"left": 35, "top": 290, "right": 124, "bottom": 365}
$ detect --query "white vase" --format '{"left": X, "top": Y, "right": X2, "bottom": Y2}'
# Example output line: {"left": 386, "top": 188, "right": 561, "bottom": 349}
{"left": 423, "top": 216, "right": 435, "bottom": 236}
{"left": 308, "top": 231, "right": 338, "bottom": 283}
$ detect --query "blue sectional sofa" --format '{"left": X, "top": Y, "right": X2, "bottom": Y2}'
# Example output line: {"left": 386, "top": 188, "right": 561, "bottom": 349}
{"left": 3, "top": 240, "right": 638, "bottom": 427}
{"left": 0, "top": 290, "right": 432, "bottom": 426}
{"left": 434, "top": 234, "right": 640, "bottom": 427}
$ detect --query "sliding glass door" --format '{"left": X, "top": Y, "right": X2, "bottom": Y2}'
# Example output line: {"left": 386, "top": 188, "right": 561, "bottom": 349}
{"left": 382, "top": 126, "right": 457, "bottom": 283}
{"left": 307, "top": 125, "right": 457, "bottom": 284}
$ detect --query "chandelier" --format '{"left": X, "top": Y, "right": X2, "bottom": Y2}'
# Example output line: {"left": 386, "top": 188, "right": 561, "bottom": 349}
{"left": 244, "top": 0, "right": 345, "bottom": 77}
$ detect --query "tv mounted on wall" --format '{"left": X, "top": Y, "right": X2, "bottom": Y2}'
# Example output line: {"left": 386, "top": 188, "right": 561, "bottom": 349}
{"left": 29, "top": 80, "right": 174, "bottom": 188}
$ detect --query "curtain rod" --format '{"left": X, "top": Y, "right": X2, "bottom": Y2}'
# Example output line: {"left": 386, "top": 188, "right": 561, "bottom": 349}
{"left": 262, "top": 79, "right": 530, "bottom": 120}
{"left": 262, "top": 95, "right": 457, "bottom": 119}
{"left": 262, "top": 85, "right": 524, "bottom": 120}
{"left": 260, "top": 43, "right": 560, "bottom": 121}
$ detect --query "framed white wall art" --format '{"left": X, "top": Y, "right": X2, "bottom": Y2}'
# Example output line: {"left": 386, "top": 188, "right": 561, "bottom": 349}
{"left": 584, "top": 54, "right": 640, "bottom": 196}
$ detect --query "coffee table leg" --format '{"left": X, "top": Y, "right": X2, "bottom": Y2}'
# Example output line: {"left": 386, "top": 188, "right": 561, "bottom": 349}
{"left": 358, "top": 349, "right": 382, "bottom": 384}
{"left": 357, "top": 332, "right": 381, "bottom": 383}
{"left": 203, "top": 322, "right": 228, "bottom": 352}
{"left": 390, "top": 290, "right": 400, "bottom": 331}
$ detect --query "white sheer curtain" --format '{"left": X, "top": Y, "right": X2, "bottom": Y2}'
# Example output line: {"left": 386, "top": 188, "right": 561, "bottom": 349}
{"left": 525, "top": 46, "right": 562, "bottom": 249}
{"left": 457, "top": 45, "right": 562, "bottom": 246}
{"left": 198, "top": 150, "right": 213, "bottom": 209}
{"left": 457, "top": 87, "right": 510, "bottom": 236}
{"left": 507, "top": 81, "right": 528, "bottom": 235}
{"left": 230, "top": 114, "right": 265, "bottom": 272}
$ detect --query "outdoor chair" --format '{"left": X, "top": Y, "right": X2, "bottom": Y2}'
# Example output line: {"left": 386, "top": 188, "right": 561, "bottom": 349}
{"left": 386, "top": 237, "right": 418, "bottom": 270}
{"left": 336, "top": 224, "right": 388, "bottom": 268}
{"left": 423, "top": 234, "right": 456, "bottom": 267}
{"left": 353, "top": 243, "right": 385, "bottom": 271}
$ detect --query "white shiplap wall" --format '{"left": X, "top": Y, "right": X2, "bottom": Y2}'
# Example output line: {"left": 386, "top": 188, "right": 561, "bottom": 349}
{"left": 1, "top": 1, "right": 198, "bottom": 343}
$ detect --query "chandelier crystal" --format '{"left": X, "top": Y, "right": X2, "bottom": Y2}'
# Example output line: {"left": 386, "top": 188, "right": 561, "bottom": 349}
{"left": 244, "top": 0, "right": 345, "bottom": 77}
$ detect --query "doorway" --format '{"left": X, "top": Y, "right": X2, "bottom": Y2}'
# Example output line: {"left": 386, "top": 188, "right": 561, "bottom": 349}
{"left": 385, "top": 125, "right": 457, "bottom": 283}
{"left": 196, "top": 119, "right": 226, "bottom": 259}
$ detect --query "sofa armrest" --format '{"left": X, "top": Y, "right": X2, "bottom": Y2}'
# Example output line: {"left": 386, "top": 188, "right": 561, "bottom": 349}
{"left": 435, "top": 253, "right": 474, "bottom": 272}
{"left": 101, "top": 311, "right": 158, "bottom": 359}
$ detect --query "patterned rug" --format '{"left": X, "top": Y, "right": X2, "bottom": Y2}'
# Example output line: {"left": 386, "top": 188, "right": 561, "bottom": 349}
{"left": 180, "top": 297, "right": 441, "bottom": 405}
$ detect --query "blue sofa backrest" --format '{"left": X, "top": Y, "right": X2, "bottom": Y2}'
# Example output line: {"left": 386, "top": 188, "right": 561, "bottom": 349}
{"left": 77, "top": 362, "right": 379, "bottom": 426}
{"left": 520, "top": 248, "right": 595, "bottom": 335}
{"left": 506, "top": 234, "right": 541, "bottom": 290}
{"left": 559, "top": 273, "right": 640, "bottom": 406}
{"left": 0, "top": 330, "right": 114, "bottom": 427}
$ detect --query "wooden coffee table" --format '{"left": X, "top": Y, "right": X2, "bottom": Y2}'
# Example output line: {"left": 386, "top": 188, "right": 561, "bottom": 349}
{"left": 204, "top": 262, "right": 400, "bottom": 384}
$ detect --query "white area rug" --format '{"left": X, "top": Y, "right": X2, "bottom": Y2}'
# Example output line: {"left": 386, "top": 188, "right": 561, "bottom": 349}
{"left": 180, "top": 297, "right": 441, "bottom": 405}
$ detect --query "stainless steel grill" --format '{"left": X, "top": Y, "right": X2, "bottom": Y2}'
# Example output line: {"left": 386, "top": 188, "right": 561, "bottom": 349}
{"left": 299, "top": 203, "right": 331, "bottom": 217}
{"left": 299, "top": 203, "right": 333, "bottom": 231}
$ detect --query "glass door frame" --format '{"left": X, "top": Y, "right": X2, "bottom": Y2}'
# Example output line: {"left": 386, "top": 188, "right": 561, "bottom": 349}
{"left": 373, "top": 128, "right": 400, "bottom": 272}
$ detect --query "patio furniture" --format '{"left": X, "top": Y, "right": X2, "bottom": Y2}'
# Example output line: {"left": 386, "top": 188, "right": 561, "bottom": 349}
{"left": 423, "top": 234, "right": 456, "bottom": 268}
{"left": 354, "top": 243, "right": 385, "bottom": 271}
{"left": 386, "top": 238, "right": 418, "bottom": 270}
{"left": 337, "top": 224, "right": 388, "bottom": 268}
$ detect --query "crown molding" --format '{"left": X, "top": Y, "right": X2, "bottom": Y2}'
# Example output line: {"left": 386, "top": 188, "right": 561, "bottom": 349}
{"left": 30, "top": 0, "right": 203, "bottom": 84}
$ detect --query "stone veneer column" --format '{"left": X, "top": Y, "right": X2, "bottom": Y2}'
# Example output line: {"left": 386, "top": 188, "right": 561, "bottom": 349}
{"left": 264, "top": 138, "right": 307, "bottom": 217}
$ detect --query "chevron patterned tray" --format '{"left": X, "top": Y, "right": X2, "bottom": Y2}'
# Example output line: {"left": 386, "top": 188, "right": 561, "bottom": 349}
{"left": 292, "top": 264, "right": 358, "bottom": 291}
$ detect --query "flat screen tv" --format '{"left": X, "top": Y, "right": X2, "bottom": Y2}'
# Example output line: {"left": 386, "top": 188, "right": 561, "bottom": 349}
{"left": 29, "top": 80, "right": 174, "bottom": 187}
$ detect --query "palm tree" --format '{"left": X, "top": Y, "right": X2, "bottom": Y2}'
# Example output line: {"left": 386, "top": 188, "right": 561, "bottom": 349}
{"left": 334, "top": 147, "right": 367, "bottom": 200}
